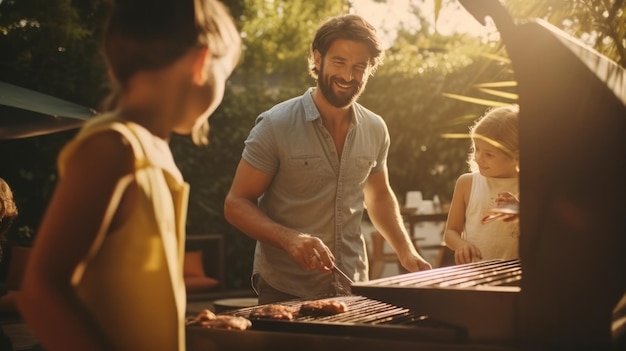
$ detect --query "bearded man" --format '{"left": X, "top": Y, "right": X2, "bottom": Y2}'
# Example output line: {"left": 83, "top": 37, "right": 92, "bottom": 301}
{"left": 224, "top": 14, "right": 432, "bottom": 304}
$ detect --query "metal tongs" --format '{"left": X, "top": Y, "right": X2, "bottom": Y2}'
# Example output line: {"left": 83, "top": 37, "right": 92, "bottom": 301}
{"left": 313, "top": 248, "right": 354, "bottom": 295}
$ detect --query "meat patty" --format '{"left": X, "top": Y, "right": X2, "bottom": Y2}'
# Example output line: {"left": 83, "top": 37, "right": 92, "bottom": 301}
{"left": 298, "top": 299, "right": 348, "bottom": 316}
{"left": 248, "top": 304, "right": 295, "bottom": 321}
{"left": 187, "top": 309, "right": 252, "bottom": 330}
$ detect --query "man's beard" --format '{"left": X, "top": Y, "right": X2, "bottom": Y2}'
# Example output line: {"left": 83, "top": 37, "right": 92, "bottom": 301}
{"left": 317, "top": 61, "right": 365, "bottom": 108}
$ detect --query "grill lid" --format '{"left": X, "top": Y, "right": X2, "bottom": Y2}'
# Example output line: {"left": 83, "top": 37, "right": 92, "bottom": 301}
{"left": 356, "top": 259, "right": 521, "bottom": 290}
{"left": 351, "top": 260, "right": 521, "bottom": 342}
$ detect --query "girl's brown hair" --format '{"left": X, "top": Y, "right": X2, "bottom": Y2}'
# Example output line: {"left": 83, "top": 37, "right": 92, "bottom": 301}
{"left": 101, "top": 0, "right": 241, "bottom": 145}
{"left": 103, "top": 0, "right": 240, "bottom": 88}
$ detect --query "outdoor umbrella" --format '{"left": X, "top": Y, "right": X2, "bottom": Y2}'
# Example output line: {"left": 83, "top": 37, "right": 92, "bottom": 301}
{"left": 0, "top": 81, "right": 97, "bottom": 139}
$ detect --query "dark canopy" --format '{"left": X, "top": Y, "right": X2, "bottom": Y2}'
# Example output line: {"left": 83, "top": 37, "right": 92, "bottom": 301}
{"left": 0, "top": 81, "right": 97, "bottom": 139}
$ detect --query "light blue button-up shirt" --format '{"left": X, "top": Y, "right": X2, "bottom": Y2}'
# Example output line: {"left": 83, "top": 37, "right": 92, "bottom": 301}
{"left": 242, "top": 87, "right": 389, "bottom": 298}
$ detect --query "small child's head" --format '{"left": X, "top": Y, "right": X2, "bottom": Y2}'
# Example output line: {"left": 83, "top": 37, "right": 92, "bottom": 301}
{"left": 103, "top": 0, "right": 240, "bottom": 87}
{"left": 468, "top": 104, "right": 520, "bottom": 176}
{"left": 102, "top": 0, "right": 241, "bottom": 144}
{"left": 0, "top": 177, "right": 18, "bottom": 261}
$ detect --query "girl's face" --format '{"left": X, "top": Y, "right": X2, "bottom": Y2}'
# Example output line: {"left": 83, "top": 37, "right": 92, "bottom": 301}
{"left": 473, "top": 139, "right": 519, "bottom": 178}
{"left": 175, "top": 49, "right": 234, "bottom": 136}
{"left": 197, "top": 47, "right": 238, "bottom": 121}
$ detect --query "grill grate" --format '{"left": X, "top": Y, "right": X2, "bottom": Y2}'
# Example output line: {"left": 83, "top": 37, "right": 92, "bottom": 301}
{"left": 224, "top": 295, "right": 466, "bottom": 343}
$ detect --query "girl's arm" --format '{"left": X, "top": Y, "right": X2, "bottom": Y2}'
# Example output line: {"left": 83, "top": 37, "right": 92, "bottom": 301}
{"left": 19, "top": 130, "right": 135, "bottom": 351}
{"left": 443, "top": 173, "right": 482, "bottom": 264}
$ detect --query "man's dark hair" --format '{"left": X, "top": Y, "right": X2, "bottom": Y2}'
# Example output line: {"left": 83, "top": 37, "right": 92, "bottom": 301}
{"left": 308, "top": 14, "right": 384, "bottom": 80}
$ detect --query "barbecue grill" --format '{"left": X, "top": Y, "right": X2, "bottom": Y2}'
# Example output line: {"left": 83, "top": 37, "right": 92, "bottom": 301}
{"left": 187, "top": 0, "right": 625, "bottom": 350}
{"left": 352, "top": 259, "right": 521, "bottom": 342}
{"left": 222, "top": 295, "right": 465, "bottom": 342}
{"left": 187, "top": 294, "right": 517, "bottom": 351}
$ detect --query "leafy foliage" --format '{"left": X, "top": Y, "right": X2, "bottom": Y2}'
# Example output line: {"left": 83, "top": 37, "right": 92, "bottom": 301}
{"left": 169, "top": 83, "right": 278, "bottom": 287}
{"left": 504, "top": 0, "right": 626, "bottom": 66}
{"left": 361, "top": 28, "right": 515, "bottom": 203}
{"left": 0, "top": 0, "right": 109, "bottom": 106}
{"left": 0, "top": 130, "right": 77, "bottom": 245}
{"left": 1, "top": 0, "right": 624, "bottom": 288}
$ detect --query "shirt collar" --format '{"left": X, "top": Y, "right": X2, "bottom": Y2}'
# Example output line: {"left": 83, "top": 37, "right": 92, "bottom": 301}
{"left": 302, "top": 87, "right": 359, "bottom": 125}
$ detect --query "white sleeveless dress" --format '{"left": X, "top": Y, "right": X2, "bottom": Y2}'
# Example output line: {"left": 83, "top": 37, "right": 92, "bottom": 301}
{"left": 463, "top": 172, "right": 520, "bottom": 261}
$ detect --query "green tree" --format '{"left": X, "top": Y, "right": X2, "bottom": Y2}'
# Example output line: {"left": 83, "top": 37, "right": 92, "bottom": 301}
{"left": 361, "top": 12, "right": 516, "bottom": 204}
{"left": 0, "top": 0, "right": 108, "bottom": 106}
{"left": 504, "top": 0, "right": 626, "bottom": 66}
{"left": 424, "top": 0, "right": 625, "bottom": 203}
{"left": 1, "top": 0, "right": 623, "bottom": 289}
{"left": 170, "top": 0, "right": 345, "bottom": 288}
{"left": 0, "top": 0, "right": 108, "bottom": 245}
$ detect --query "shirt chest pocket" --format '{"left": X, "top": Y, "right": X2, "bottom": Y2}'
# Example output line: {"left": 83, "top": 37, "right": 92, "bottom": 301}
{"left": 351, "top": 156, "right": 377, "bottom": 186}
{"left": 282, "top": 156, "right": 326, "bottom": 197}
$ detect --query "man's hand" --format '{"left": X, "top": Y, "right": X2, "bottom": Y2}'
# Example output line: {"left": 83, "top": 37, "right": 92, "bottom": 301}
{"left": 283, "top": 233, "right": 334, "bottom": 272}
{"left": 399, "top": 252, "right": 433, "bottom": 272}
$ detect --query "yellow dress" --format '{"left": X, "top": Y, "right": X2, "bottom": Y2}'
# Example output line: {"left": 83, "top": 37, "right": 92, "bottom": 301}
{"left": 58, "top": 115, "right": 189, "bottom": 351}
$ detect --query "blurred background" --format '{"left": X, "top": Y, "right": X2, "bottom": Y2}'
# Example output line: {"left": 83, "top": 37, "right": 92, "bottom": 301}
{"left": 1, "top": 0, "right": 624, "bottom": 290}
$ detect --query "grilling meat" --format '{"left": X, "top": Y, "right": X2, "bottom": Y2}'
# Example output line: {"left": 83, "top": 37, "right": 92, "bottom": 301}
{"left": 248, "top": 304, "right": 295, "bottom": 321}
{"left": 298, "top": 299, "right": 348, "bottom": 316}
{"left": 187, "top": 309, "right": 252, "bottom": 330}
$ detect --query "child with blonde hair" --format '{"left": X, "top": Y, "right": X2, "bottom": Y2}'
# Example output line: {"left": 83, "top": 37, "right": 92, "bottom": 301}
{"left": 443, "top": 104, "right": 520, "bottom": 265}
{"left": 0, "top": 177, "right": 18, "bottom": 262}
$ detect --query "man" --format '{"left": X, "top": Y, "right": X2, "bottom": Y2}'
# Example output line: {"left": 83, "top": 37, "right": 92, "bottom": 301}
{"left": 224, "top": 13, "right": 431, "bottom": 304}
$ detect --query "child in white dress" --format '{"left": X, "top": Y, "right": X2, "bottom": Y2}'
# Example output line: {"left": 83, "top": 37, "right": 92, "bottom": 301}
{"left": 443, "top": 104, "right": 520, "bottom": 265}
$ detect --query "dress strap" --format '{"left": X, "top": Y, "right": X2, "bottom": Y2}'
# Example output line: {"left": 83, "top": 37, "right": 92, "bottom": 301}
{"left": 70, "top": 121, "right": 148, "bottom": 283}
